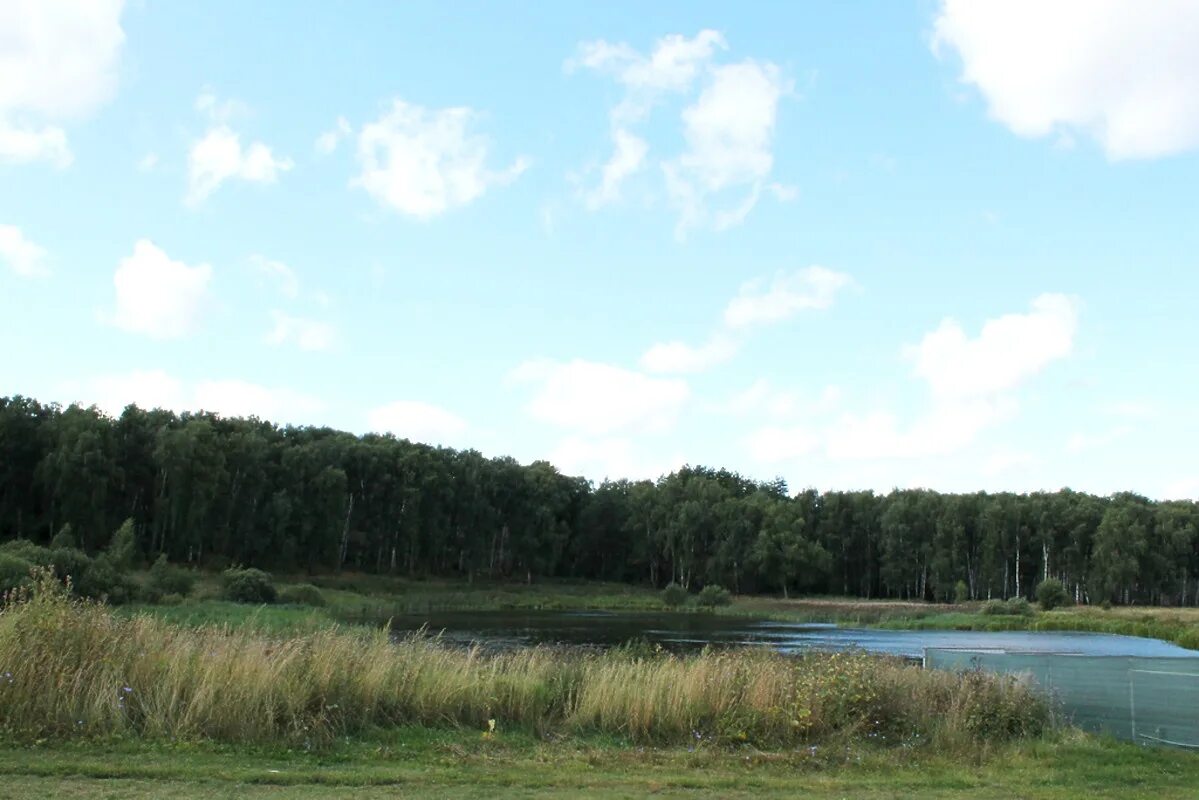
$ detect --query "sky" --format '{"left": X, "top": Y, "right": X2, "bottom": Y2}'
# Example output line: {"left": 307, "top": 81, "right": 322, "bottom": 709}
{"left": 2, "top": 0, "right": 1199, "bottom": 499}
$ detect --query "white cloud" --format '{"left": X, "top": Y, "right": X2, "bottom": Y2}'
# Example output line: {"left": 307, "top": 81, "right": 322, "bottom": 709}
{"left": 640, "top": 334, "right": 736, "bottom": 374}
{"left": 726, "top": 380, "right": 840, "bottom": 419}
{"left": 908, "top": 293, "right": 1079, "bottom": 399}
{"left": 724, "top": 266, "right": 852, "bottom": 329}
{"left": 86, "top": 369, "right": 184, "bottom": 416}
{"left": 186, "top": 124, "right": 293, "bottom": 205}
{"left": 367, "top": 400, "right": 468, "bottom": 446}
{"left": 547, "top": 436, "right": 684, "bottom": 481}
{"left": 825, "top": 398, "right": 1016, "bottom": 461}
{"left": 664, "top": 60, "right": 788, "bottom": 236}
{"left": 1163, "top": 476, "right": 1199, "bottom": 501}
{"left": 353, "top": 98, "right": 528, "bottom": 219}
{"left": 571, "top": 30, "right": 789, "bottom": 233}
{"left": 107, "top": 240, "right": 212, "bottom": 338}
{"left": 584, "top": 129, "right": 648, "bottom": 209}
{"left": 509, "top": 359, "right": 689, "bottom": 436}
{"left": 981, "top": 449, "right": 1038, "bottom": 477}
{"left": 250, "top": 254, "right": 299, "bottom": 299}
{"left": 79, "top": 370, "right": 323, "bottom": 425}
{"left": 265, "top": 310, "right": 336, "bottom": 352}
{"left": 315, "top": 116, "right": 351, "bottom": 154}
{"left": 0, "top": 0, "right": 125, "bottom": 167}
{"left": 641, "top": 266, "right": 851, "bottom": 375}
{"left": 136, "top": 152, "right": 158, "bottom": 172}
{"left": 1066, "top": 425, "right": 1133, "bottom": 453}
{"left": 0, "top": 224, "right": 49, "bottom": 277}
{"left": 193, "top": 379, "right": 323, "bottom": 423}
{"left": 744, "top": 424, "right": 820, "bottom": 465}
{"left": 932, "top": 0, "right": 1199, "bottom": 159}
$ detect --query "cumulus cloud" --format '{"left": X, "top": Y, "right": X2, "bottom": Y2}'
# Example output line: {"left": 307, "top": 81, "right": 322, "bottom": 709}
{"left": 907, "top": 293, "right": 1080, "bottom": 399}
{"left": 570, "top": 30, "right": 789, "bottom": 234}
{"left": 546, "top": 436, "right": 684, "bottom": 482}
{"left": 723, "top": 266, "right": 852, "bottom": 329}
{"left": 740, "top": 294, "right": 1079, "bottom": 467}
{"left": 186, "top": 92, "right": 293, "bottom": 205}
{"left": 107, "top": 240, "right": 212, "bottom": 338}
{"left": 0, "top": 224, "right": 49, "bottom": 277}
{"left": 0, "top": 0, "right": 125, "bottom": 167}
{"left": 80, "top": 370, "right": 324, "bottom": 425}
{"left": 264, "top": 310, "right": 336, "bottom": 352}
{"left": 642, "top": 266, "right": 852, "bottom": 375}
{"left": 367, "top": 400, "right": 468, "bottom": 446}
{"left": 664, "top": 60, "right": 788, "bottom": 236}
{"left": 640, "top": 334, "right": 737, "bottom": 374}
{"left": 250, "top": 255, "right": 299, "bottom": 299}
{"left": 315, "top": 116, "right": 352, "bottom": 154}
{"left": 353, "top": 98, "right": 528, "bottom": 219}
{"left": 933, "top": 0, "right": 1199, "bottom": 159}
{"left": 509, "top": 359, "right": 689, "bottom": 436}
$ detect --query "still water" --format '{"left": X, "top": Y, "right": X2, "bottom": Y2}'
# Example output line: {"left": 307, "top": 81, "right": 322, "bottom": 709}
{"left": 389, "top": 610, "right": 1199, "bottom": 660}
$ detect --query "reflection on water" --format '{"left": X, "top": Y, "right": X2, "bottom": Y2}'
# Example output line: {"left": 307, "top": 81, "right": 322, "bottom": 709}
{"left": 388, "top": 610, "right": 1199, "bottom": 659}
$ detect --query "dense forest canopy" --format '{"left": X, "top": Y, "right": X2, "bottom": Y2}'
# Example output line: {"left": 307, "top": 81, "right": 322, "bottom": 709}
{"left": 1, "top": 395, "right": 1197, "bottom": 606}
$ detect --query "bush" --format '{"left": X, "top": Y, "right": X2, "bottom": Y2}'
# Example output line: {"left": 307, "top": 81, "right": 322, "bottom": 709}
{"left": 73, "top": 556, "right": 135, "bottom": 604}
{"left": 158, "top": 593, "right": 184, "bottom": 606}
{"left": 0, "top": 539, "right": 51, "bottom": 566}
{"left": 1036, "top": 578, "right": 1069, "bottom": 611}
{"left": 147, "top": 555, "right": 196, "bottom": 598}
{"left": 105, "top": 518, "right": 138, "bottom": 571}
{"left": 980, "top": 599, "right": 1007, "bottom": 615}
{"left": 0, "top": 553, "right": 34, "bottom": 594}
{"left": 49, "top": 524, "right": 76, "bottom": 550}
{"left": 660, "top": 582, "right": 688, "bottom": 608}
{"left": 1005, "top": 597, "right": 1033, "bottom": 616}
{"left": 953, "top": 580, "right": 970, "bottom": 604}
{"left": 696, "top": 584, "right": 732, "bottom": 608}
{"left": 221, "top": 567, "right": 277, "bottom": 604}
{"left": 278, "top": 583, "right": 326, "bottom": 607}
{"left": 49, "top": 547, "right": 92, "bottom": 585}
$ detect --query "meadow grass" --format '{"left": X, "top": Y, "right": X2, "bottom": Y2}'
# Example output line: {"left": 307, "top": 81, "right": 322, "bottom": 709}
{"left": 0, "top": 575, "right": 1047, "bottom": 750}
{"left": 0, "top": 729, "right": 1196, "bottom": 799}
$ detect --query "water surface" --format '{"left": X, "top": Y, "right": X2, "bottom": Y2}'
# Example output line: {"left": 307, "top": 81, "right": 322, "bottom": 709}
{"left": 389, "top": 609, "right": 1199, "bottom": 659}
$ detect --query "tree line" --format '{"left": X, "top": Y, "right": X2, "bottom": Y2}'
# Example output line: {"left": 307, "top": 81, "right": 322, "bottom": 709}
{"left": 1, "top": 395, "right": 1196, "bottom": 606}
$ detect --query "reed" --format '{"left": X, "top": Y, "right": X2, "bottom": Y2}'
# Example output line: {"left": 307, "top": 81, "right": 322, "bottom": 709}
{"left": 0, "top": 573, "right": 1049, "bottom": 748}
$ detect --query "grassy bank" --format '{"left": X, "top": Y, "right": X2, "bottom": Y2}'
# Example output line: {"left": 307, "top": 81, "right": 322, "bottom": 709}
{"left": 875, "top": 605, "right": 1199, "bottom": 650}
{"left": 1, "top": 731, "right": 1197, "bottom": 799}
{"left": 0, "top": 576, "right": 1045, "bottom": 750}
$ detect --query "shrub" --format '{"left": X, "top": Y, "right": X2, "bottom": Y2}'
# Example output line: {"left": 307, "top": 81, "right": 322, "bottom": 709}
{"left": 158, "top": 593, "right": 184, "bottom": 606}
{"left": 221, "top": 567, "right": 277, "bottom": 604}
{"left": 49, "top": 524, "right": 76, "bottom": 550}
{"left": 105, "top": 518, "right": 137, "bottom": 571}
{"left": 1005, "top": 597, "right": 1032, "bottom": 616}
{"left": 980, "top": 599, "right": 1007, "bottom": 616}
{"left": 278, "top": 583, "right": 326, "bottom": 607}
{"left": 147, "top": 555, "right": 196, "bottom": 598}
{"left": 73, "top": 556, "right": 135, "bottom": 604}
{"left": 953, "top": 580, "right": 970, "bottom": 604}
{"left": 48, "top": 547, "right": 92, "bottom": 585}
{"left": 0, "top": 553, "right": 34, "bottom": 594}
{"left": 0, "top": 584, "right": 1050, "bottom": 749}
{"left": 1036, "top": 578, "right": 1069, "bottom": 611}
{"left": 0, "top": 539, "right": 51, "bottom": 566}
{"left": 660, "top": 582, "right": 688, "bottom": 608}
{"left": 696, "top": 584, "right": 732, "bottom": 608}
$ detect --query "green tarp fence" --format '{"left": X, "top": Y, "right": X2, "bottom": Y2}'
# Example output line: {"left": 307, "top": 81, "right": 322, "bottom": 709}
{"left": 924, "top": 648, "right": 1199, "bottom": 748}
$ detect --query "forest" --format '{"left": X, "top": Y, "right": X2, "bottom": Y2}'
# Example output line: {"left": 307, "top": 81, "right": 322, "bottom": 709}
{"left": 1, "top": 394, "right": 1196, "bottom": 606}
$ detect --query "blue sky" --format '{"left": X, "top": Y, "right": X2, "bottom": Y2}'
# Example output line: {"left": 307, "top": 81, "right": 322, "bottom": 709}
{"left": 3, "top": 0, "right": 1199, "bottom": 499}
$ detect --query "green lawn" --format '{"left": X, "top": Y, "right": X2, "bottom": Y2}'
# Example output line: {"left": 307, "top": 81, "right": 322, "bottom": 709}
{"left": 1, "top": 730, "right": 1197, "bottom": 799}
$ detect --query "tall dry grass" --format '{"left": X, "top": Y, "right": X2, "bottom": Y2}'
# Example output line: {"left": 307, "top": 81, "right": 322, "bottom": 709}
{"left": 0, "top": 574, "right": 1050, "bottom": 748}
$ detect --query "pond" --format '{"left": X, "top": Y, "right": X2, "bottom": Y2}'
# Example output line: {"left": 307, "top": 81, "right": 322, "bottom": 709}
{"left": 389, "top": 609, "right": 1199, "bottom": 660}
